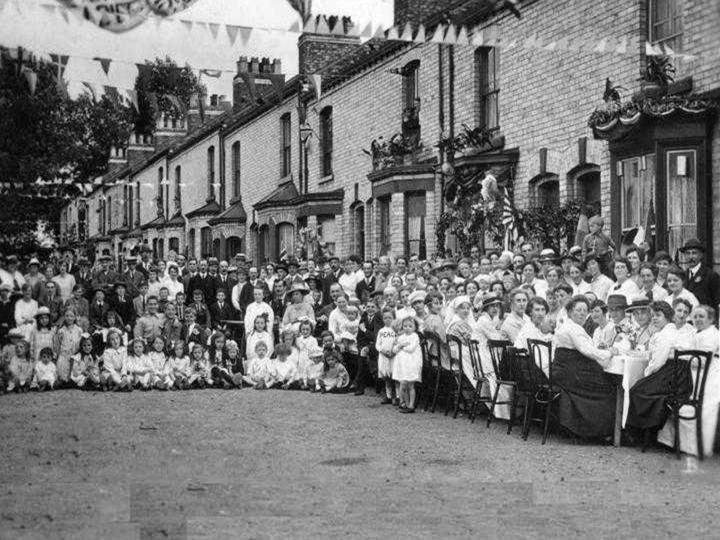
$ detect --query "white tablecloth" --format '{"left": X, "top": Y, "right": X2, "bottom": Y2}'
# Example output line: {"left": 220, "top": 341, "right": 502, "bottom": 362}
{"left": 605, "top": 353, "right": 650, "bottom": 428}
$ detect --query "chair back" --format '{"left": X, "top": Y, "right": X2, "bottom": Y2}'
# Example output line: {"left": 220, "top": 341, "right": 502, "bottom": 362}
{"left": 467, "top": 339, "right": 487, "bottom": 380}
{"left": 446, "top": 334, "right": 464, "bottom": 373}
{"left": 673, "top": 350, "right": 714, "bottom": 406}
{"left": 487, "top": 339, "right": 512, "bottom": 380}
{"left": 418, "top": 332, "right": 430, "bottom": 368}
{"left": 513, "top": 349, "right": 535, "bottom": 394}
{"left": 527, "top": 339, "right": 553, "bottom": 384}
{"left": 423, "top": 330, "right": 442, "bottom": 368}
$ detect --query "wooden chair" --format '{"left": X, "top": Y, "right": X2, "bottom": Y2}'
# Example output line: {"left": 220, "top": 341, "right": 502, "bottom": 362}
{"left": 666, "top": 350, "right": 714, "bottom": 461}
{"left": 467, "top": 338, "right": 493, "bottom": 424}
{"left": 422, "top": 330, "right": 444, "bottom": 412}
{"left": 446, "top": 334, "right": 472, "bottom": 418}
{"left": 524, "top": 339, "right": 559, "bottom": 444}
{"left": 485, "top": 339, "right": 516, "bottom": 433}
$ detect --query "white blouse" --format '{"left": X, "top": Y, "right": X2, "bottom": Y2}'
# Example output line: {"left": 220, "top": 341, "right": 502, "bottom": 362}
{"left": 645, "top": 322, "right": 678, "bottom": 376}
{"left": 553, "top": 319, "right": 612, "bottom": 367}
{"left": 694, "top": 326, "right": 720, "bottom": 356}
{"left": 609, "top": 279, "right": 641, "bottom": 302}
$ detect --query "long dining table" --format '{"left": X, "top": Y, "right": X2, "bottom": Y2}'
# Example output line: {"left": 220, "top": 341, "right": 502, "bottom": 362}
{"left": 604, "top": 351, "right": 650, "bottom": 446}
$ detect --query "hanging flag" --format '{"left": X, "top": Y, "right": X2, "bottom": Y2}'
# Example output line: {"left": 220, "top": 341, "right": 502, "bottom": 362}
{"left": 593, "top": 38, "right": 609, "bottom": 53}
{"left": 430, "top": 24, "right": 445, "bottom": 43}
{"left": 94, "top": 57, "right": 112, "bottom": 75}
{"left": 303, "top": 17, "right": 317, "bottom": 33}
{"left": 386, "top": 26, "right": 399, "bottom": 40}
{"left": 238, "top": 72, "right": 259, "bottom": 102}
{"left": 414, "top": 24, "right": 426, "bottom": 43}
{"left": 126, "top": 89, "right": 139, "bottom": 112}
{"left": 399, "top": 22, "right": 413, "bottom": 42}
{"left": 180, "top": 19, "right": 193, "bottom": 31}
{"left": 645, "top": 41, "right": 660, "bottom": 56}
{"left": 200, "top": 68, "right": 222, "bottom": 78}
{"left": 288, "top": 21, "right": 300, "bottom": 33}
{"left": 22, "top": 67, "right": 37, "bottom": 95}
{"left": 614, "top": 37, "right": 628, "bottom": 54}
{"left": 360, "top": 22, "right": 372, "bottom": 38}
{"left": 444, "top": 24, "right": 457, "bottom": 44}
{"left": 372, "top": 24, "right": 385, "bottom": 40}
{"left": 239, "top": 26, "right": 252, "bottom": 45}
{"left": 471, "top": 29, "right": 484, "bottom": 47}
{"left": 500, "top": 187, "right": 517, "bottom": 251}
{"left": 165, "top": 93, "right": 185, "bottom": 114}
{"left": 226, "top": 24, "right": 240, "bottom": 45}
{"left": 456, "top": 26, "right": 469, "bottom": 45}
{"left": 49, "top": 54, "right": 70, "bottom": 78}
{"left": 315, "top": 16, "right": 330, "bottom": 35}
{"left": 208, "top": 23, "right": 220, "bottom": 39}
{"left": 308, "top": 73, "right": 322, "bottom": 101}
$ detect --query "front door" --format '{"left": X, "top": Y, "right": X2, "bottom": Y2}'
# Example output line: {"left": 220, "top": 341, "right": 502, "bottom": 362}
{"left": 665, "top": 149, "right": 698, "bottom": 258}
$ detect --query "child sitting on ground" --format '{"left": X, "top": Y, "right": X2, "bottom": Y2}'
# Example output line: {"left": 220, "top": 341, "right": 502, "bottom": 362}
{"left": 70, "top": 334, "right": 101, "bottom": 390}
{"left": 188, "top": 342, "right": 212, "bottom": 389}
{"left": 319, "top": 348, "right": 349, "bottom": 393}
{"left": 225, "top": 340, "right": 245, "bottom": 387}
{"left": 127, "top": 338, "right": 154, "bottom": 391}
{"left": 272, "top": 343, "right": 298, "bottom": 390}
{"left": 33, "top": 347, "right": 57, "bottom": 391}
{"left": 306, "top": 345, "right": 325, "bottom": 392}
{"left": 148, "top": 335, "right": 173, "bottom": 390}
{"left": 208, "top": 332, "right": 238, "bottom": 389}
{"left": 168, "top": 341, "right": 191, "bottom": 390}
{"left": 245, "top": 341, "right": 275, "bottom": 390}
{"left": 101, "top": 328, "right": 131, "bottom": 391}
{"left": 7, "top": 338, "right": 34, "bottom": 392}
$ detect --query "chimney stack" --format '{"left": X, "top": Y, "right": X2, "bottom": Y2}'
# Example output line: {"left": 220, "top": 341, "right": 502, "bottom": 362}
{"left": 126, "top": 133, "right": 155, "bottom": 168}
{"left": 154, "top": 112, "right": 188, "bottom": 151}
{"left": 233, "top": 55, "right": 285, "bottom": 111}
{"left": 108, "top": 146, "right": 127, "bottom": 173}
{"left": 298, "top": 15, "right": 360, "bottom": 78}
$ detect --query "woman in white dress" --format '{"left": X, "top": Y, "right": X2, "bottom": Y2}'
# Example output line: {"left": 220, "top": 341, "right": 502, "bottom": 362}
{"left": 663, "top": 265, "right": 699, "bottom": 310}
{"left": 609, "top": 257, "right": 641, "bottom": 302}
{"left": 14, "top": 284, "right": 38, "bottom": 341}
{"left": 658, "top": 305, "right": 720, "bottom": 457}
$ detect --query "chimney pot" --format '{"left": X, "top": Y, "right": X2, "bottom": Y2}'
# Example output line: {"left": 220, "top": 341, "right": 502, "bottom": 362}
{"left": 249, "top": 57, "right": 259, "bottom": 73}
{"left": 272, "top": 59, "right": 282, "bottom": 74}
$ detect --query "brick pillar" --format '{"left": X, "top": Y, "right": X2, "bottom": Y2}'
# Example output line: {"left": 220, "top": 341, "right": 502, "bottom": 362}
{"left": 390, "top": 192, "right": 405, "bottom": 259}
{"left": 425, "top": 188, "right": 436, "bottom": 258}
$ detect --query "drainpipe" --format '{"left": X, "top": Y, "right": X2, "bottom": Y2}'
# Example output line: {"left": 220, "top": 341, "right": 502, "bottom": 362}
{"left": 438, "top": 44, "right": 445, "bottom": 216}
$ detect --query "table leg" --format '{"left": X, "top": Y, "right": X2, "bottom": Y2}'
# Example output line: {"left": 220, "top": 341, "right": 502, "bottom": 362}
{"left": 614, "top": 385, "right": 623, "bottom": 447}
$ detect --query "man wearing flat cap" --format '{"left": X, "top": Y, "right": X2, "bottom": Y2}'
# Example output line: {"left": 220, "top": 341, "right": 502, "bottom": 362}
{"left": 681, "top": 238, "right": 720, "bottom": 309}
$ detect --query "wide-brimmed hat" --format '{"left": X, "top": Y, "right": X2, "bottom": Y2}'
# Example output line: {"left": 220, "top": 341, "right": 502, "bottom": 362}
{"left": 234, "top": 253, "right": 247, "bottom": 261}
{"left": 28, "top": 257, "right": 40, "bottom": 267}
{"left": 680, "top": 238, "right": 705, "bottom": 252}
{"left": 0, "top": 283, "right": 12, "bottom": 292}
{"left": 606, "top": 294, "right": 628, "bottom": 310}
{"left": 481, "top": 295, "right": 503, "bottom": 311}
{"left": 451, "top": 295, "right": 472, "bottom": 312}
{"left": 408, "top": 290, "right": 427, "bottom": 305}
{"left": 113, "top": 282, "right": 127, "bottom": 290}
{"left": 538, "top": 249, "right": 558, "bottom": 262}
{"left": 7, "top": 328, "right": 24, "bottom": 338}
{"left": 440, "top": 260, "right": 458, "bottom": 271}
{"left": 35, "top": 306, "right": 51, "bottom": 318}
{"left": 6, "top": 255, "right": 18, "bottom": 264}
{"left": 288, "top": 282, "right": 309, "bottom": 295}
{"left": 652, "top": 250, "right": 672, "bottom": 263}
{"left": 626, "top": 297, "right": 651, "bottom": 311}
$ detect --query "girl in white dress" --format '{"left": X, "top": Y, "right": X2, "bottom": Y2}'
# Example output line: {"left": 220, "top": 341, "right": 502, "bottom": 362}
{"left": 306, "top": 346, "right": 325, "bottom": 391}
{"left": 70, "top": 334, "right": 101, "bottom": 389}
{"left": 101, "top": 329, "right": 131, "bottom": 391}
{"left": 188, "top": 343, "right": 213, "bottom": 388}
{"left": 54, "top": 308, "right": 83, "bottom": 384}
{"left": 168, "top": 341, "right": 191, "bottom": 389}
{"left": 245, "top": 341, "right": 275, "bottom": 389}
{"left": 14, "top": 284, "right": 38, "bottom": 341}
{"left": 148, "top": 336, "right": 172, "bottom": 390}
{"left": 278, "top": 329, "right": 300, "bottom": 371}
{"left": 272, "top": 343, "right": 299, "bottom": 389}
{"left": 295, "top": 319, "right": 318, "bottom": 389}
{"left": 29, "top": 308, "right": 55, "bottom": 362}
{"left": 245, "top": 315, "right": 274, "bottom": 363}
{"left": 127, "top": 338, "right": 154, "bottom": 390}
{"left": 33, "top": 347, "right": 57, "bottom": 390}
{"left": 391, "top": 316, "right": 422, "bottom": 413}
{"left": 6, "top": 339, "right": 34, "bottom": 392}
{"left": 375, "top": 308, "right": 397, "bottom": 405}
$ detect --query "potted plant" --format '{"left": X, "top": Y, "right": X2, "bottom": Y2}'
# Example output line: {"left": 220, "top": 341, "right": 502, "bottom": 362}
{"left": 641, "top": 55, "right": 675, "bottom": 98}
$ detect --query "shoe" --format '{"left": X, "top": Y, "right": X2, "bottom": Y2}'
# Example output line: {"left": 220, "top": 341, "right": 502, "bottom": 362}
{"left": 392, "top": 398, "right": 400, "bottom": 406}
{"left": 349, "top": 384, "right": 357, "bottom": 391}
{"left": 399, "top": 405, "right": 408, "bottom": 412}
{"left": 380, "top": 397, "right": 392, "bottom": 404}
{"left": 354, "top": 389, "right": 365, "bottom": 396}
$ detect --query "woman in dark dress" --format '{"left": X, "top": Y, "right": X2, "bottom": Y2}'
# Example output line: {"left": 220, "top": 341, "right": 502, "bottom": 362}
{"left": 552, "top": 295, "right": 615, "bottom": 439}
{"left": 626, "top": 301, "right": 690, "bottom": 431}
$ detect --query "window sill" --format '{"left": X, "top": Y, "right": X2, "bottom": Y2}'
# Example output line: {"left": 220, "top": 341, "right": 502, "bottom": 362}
{"left": 279, "top": 173, "right": 293, "bottom": 185}
{"left": 319, "top": 174, "right": 334, "bottom": 185}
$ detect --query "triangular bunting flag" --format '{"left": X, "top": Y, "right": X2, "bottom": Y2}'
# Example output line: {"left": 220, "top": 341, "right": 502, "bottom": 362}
{"left": 399, "top": 22, "right": 413, "bottom": 42}
{"left": 430, "top": 24, "right": 445, "bottom": 43}
{"left": 288, "top": 21, "right": 300, "bottom": 33}
{"left": 386, "top": 26, "right": 399, "bottom": 40}
{"left": 456, "top": 26, "right": 469, "bottom": 45}
{"left": 226, "top": 24, "right": 240, "bottom": 45}
{"left": 59, "top": 7, "right": 70, "bottom": 23}
{"left": 662, "top": 43, "right": 675, "bottom": 56}
{"left": 315, "top": 16, "right": 330, "bottom": 35}
{"left": 81, "top": 81, "right": 98, "bottom": 101}
{"left": 126, "top": 89, "right": 139, "bottom": 112}
{"left": 593, "top": 38, "right": 609, "bottom": 53}
{"left": 414, "top": 24, "right": 426, "bottom": 43}
{"left": 471, "top": 29, "right": 484, "bottom": 47}
{"left": 303, "top": 17, "right": 317, "bottom": 34}
{"left": 645, "top": 41, "right": 660, "bottom": 56}
{"left": 360, "top": 22, "right": 372, "bottom": 38}
{"left": 22, "top": 68, "right": 37, "bottom": 95}
{"left": 614, "top": 37, "right": 628, "bottom": 54}
{"left": 239, "top": 26, "right": 252, "bottom": 45}
{"left": 208, "top": 23, "right": 220, "bottom": 39}
{"left": 94, "top": 57, "right": 112, "bottom": 76}
{"left": 268, "top": 73, "right": 285, "bottom": 100}
{"left": 180, "top": 19, "right": 193, "bottom": 31}
{"left": 345, "top": 21, "right": 359, "bottom": 37}
{"left": 444, "top": 24, "right": 457, "bottom": 44}
{"left": 544, "top": 40, "right": 557, "bottom": 51}
{"left": 309, "top": 73, "right": 322, "bottom": 101}
{"left": 372, "top": 24, "right": 385, "bottom": 40}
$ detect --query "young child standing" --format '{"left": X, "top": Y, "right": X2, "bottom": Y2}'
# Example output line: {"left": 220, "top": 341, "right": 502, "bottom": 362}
{"left": 54, "top": 308, "right": 83, "bottom": 386}
{"left": 272, "top": 343, "right": 298, "bottom": 389}
{"left": 295, "top": 319, "right": 318, "bottom": 389}
{"left": 246, "top": 315, "right": 274, "bottom": 363}
{"left": 70, "top": 334, "right": 101, "bottom": 390}
{"left": 127, "top": 338, "right": 154, "bottom": 390}
{"left": 101, "top": 328, "right": 131, "bottom": 391}
{"left": 7, "top": 339, "right": 34, "bottom": 392}
{"left": 29, "top": 307, "right": 55, "bottom": 362}
{"left": 375, "top": 308, "right": 397, "bottom": 405}
{"left": 168, "top": 341, "right": 191, "bottom": 389}
{"left": 188, "top": 343, "right": 212, "bottom": 388}
{"left": 148, "top": 336, "right": 172, "bottom": 390}
{"left": 33, "top": 347, "right": 57, "bottom": 391}
{"left": 319, "top": 349, "right": 349, "bottom": 393}
{"left": 392, "top": 316, "right": 422, "bottom": 413}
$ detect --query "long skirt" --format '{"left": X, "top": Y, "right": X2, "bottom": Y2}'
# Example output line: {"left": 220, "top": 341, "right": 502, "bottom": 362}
{"left": 552, "top": 347, "right": 617, "bottom": 439}
{"left": 627, "top": 359, "right": 690, "bottom": 430}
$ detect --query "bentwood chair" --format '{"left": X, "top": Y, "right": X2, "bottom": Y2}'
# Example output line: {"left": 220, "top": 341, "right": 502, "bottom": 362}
{"left": 446, "top": 334, "right": 471, "bottom": 418}
{"left": 417, "top": 332, "right": 430, "bottom": 410}
{"left": 484, "top": 339, "right": 516, "bottom": 433}
{"left": 525, "top": 339, "right": 559, "bottom": 444}
{"left": 666, "top": 350, "right": 714, "bottom": 461}
{"left": 467, "top": 339, "right": 492, "bottom": 424}
{"left": 422, "top": 330, "right": 444, "bottom": 412}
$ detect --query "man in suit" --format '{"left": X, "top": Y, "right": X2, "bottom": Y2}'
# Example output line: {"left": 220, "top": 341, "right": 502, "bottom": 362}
{"left": 111, "top": 282, "right": 135, "bottom": 332}
{"left": 74, "top": 258, "right": 93, "bottom": 300}
{"left": 182, "top": 258, "right": 198, "bottom": 300}
{"left": 355, "top": 260, "right": 376, "bottom": 304}
{"left": 91, "top": 255, "right": 119, "bottom": 295}
{"left": 123, "top": 256, "right": 144, "bottom": 300}
{"left": 133, "top": 281, "right": 149, "bottom": 321}
{"left": 89, "top": 288, "right": 109, "bottom": 331}
{"left": 188, "top": 259, "right": 216, "bottom": 305}
{"left": 136, "top": 245, "right": 153, "bottom": 277}
{"left": 681, "top": 238, "right": 720, "bottom": 310}
{"left": 230, "top": 268, "right": 254, "bottom": 316}
{"left": 209, "top": 289, "right": 234, "bottom": 332}
{"left": 214, "top": 260, "right": 237, "bottom": 298}
{"left": 38, "top": 279, "right": 64, "bottom": 325}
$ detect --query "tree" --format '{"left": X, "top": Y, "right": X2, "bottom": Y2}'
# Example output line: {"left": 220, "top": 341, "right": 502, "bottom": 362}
{"left": 133, "top": 56, "right": 205, "bottom": 134}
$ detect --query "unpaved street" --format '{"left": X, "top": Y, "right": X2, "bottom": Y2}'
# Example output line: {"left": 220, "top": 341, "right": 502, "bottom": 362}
{"left": 1, "top": 389, "right": 720, "bottom": 539}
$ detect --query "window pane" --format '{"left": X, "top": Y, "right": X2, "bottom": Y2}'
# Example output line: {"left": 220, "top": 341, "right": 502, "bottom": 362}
{"left": 666, "top": 150, "right": 696, "bottom": 255}
{"left": 621, "top": 158, "right": 640, "bottom": 229}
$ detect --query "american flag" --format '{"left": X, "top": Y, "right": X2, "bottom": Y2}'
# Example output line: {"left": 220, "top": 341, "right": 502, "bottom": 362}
{"left": 501, "top": 187, "right": 518, "bottom": 250}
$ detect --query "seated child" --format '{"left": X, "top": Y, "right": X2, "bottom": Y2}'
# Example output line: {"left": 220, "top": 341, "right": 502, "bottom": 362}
{"left": 101, "top": 328, "right": 131, "bottom": 391}
{"left": 127, "top": 338, "right": 155, "bottom": 390}
{"left": 339, "top": 305, "right": 360, "bottom": 354}
{"left": 188, "top": 342, "right": 213, "bottom": 389}
{"left": 295, "top": 319, "right": 318, "bottom": 390}
{"left": 148, "top": 336, "right": 173, "bottom": 390}
{"left": 319, "top": 349, "right": 350, "bottom": 393}
{"left": 246, "top": 314, "right": 274, "bottom": 364}
{"left": 306, "top": 345, "right": 325, "bottom": 392}
{"left": 226, "top": 340, "right": 244, "bottom": 387}
{"left": 168, "top": 341, "right": 191, "bottom": 390}
{"left": 244, "top": 341, "right": 275, "bottom": 390}
{"left": 7, "top": 338, "right": 34, "bottom": 392}
{"left": 272, "top": 343, "right": 298, "bottom": 390}
{"left": 208, "top": 333, "right": 238, "bottom": 389}
{"left": 33, "top": 347, "right": 57, "bottom": 391}
{"left": 70, "top": 334, "right": 101, "bottom": 390}
{"left": 1, "top": 329, "right": 25, "bottom": 390}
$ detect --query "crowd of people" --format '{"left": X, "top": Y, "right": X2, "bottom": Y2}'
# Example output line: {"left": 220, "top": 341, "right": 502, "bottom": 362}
{"left": 0, "top": 216, "right": 719, "bottom": 454}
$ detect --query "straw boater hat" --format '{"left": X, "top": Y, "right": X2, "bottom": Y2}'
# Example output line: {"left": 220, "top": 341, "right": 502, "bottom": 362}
{"left": 408, "top": 290, "right": 427, "bottom": 305}
{"left": 34, "top": 306, "right": 51, "bottom": 318}
{"left": 625, "top": 297, "right": 651, "bottom": 311}
{"left": 7, "top": 328, "right": 24, "bottom": 339}
{"left": 538, "top": 249, "right": 558, "bottom": 263}
{"left": 481, "top": 295, "right": 503, "bottom": 311}
{"left": 288, "top": 282, "right": 309, "bottom": 295}
{"left": 28, "top": 257, "right": 40, "bottom": 267}
{"left": 450, "top": 295, "right": 472, "bottom": 312}
{"left": 0, "top": 283, "right": 12, "bottom": 292}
